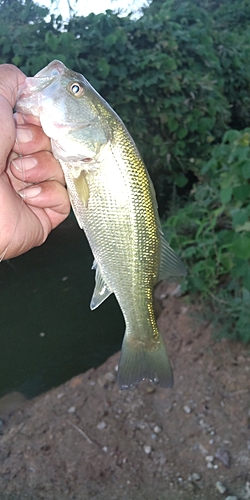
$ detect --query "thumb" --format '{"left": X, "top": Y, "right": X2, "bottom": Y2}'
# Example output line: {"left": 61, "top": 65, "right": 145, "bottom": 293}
{"left": 0, "top": 64, "right": 26, "bottom": 174}
{"left": 0, "top": 97, "right": 16, "bottom": 174}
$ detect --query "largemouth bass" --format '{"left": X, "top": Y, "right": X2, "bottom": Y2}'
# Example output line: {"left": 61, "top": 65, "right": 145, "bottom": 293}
{"left": 16, "top": 60, "right": 186, "bottom": 389}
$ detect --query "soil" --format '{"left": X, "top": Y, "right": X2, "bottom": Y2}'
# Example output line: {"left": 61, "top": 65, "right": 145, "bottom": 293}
{"left": 0, "top": 283, "right": 250, "bottom": 500}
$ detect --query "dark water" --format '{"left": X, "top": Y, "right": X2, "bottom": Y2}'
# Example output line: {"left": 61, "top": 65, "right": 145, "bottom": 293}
{"left": 0, "top": 214, "right": 124, "bottom": 399}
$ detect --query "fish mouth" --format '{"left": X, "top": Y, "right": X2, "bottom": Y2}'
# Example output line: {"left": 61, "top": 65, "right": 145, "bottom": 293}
{"left": 17, "top": 61, "right": 67, "bottom": 101}
{"left": 35, "top": 60, "right": 66, "bottom": 78}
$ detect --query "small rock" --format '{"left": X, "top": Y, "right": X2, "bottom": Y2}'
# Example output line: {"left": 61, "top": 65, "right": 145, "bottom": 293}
{"left": 207, "top": 462, "right": 213, "bottom": 469}
{"left": 215, "top": 448, "right": 231, "bottom": 468}
{"left": 143, "top": 445, "right": 151, "bottom": 454}
{"left": 154, "top": 425, "right": 161, "bottom": 434}
{"left": 188, "top": 473, "right": 201, "bottom": 482}
{"left": 215, "top": 481, "right": 227, "bottom": 494}
{"left": 171, "top": 284, "right": 182, "bottom": 297}
{"left": 205, "top": 455, "right": 214, "bottom": 462}
{"left": 145, "top": 384, "right": 156, "bottom": 394}
{"left": 57, "top": 393, "right": 64, "bottom": 399}
{"left": 67, "top": 406, "right": 76, "bottom": 414}
{"left": 97, "top": 421, "right": 106, "bottom": 430}
{"left": 225, "top": 496, "right": 238, "bottom": 500}
{"left": 98, "top": 372, "right": 116, "bottom": 387}
{"left": 184, "top": 405, "right": 191, "bottom": 414}
{"left": 199, "top": 444, "right": 208, "bottom": 455}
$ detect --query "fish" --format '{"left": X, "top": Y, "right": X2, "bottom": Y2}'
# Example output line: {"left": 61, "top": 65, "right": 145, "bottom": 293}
{"left": 16, "top": 60, "right": 186, "bottom": 390}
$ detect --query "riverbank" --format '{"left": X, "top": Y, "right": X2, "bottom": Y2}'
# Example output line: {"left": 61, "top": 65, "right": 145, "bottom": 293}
{"left": 0, "top": 291, "right": 249, "bottom": 500}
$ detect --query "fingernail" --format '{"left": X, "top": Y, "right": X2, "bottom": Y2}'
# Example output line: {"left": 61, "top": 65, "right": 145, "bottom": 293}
{"left": 12, "top": 157, "right": 37, "bottom": 172}
{"left": 19, "top": 185, "right": 41, "bottom": 199}
{"left": 16, "top": 127, "right": 33, "bottom": 143}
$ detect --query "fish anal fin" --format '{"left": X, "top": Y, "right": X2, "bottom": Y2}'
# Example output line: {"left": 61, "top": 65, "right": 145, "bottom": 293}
{"left": 159, "top": 235, "right": 187, "bottom": 281}
{"left": 118, "top": 333, "right": 173, "bottom": 390}
{"left": 90, "top": 261, "right": 113, "bottom": 310}
{"left": 73, "top": 170, "right": 89, "bottom": 208}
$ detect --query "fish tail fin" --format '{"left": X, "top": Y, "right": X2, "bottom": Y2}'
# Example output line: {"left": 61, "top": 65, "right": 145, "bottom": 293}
{"left": 117, "top": 332, "right": 173, "bottom": 390}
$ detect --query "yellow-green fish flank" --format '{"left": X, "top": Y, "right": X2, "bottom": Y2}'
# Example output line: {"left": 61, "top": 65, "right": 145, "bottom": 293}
{"left": 16, "top": 60, "right": 186, "bottom": 389}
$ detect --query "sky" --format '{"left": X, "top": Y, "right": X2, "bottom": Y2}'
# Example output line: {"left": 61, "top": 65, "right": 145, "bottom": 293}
{"left": 39, "top": 0, "right": 148, "bottom": 19}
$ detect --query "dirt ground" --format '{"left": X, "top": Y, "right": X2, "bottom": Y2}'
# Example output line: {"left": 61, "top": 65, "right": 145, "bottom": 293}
{"left": 0, "top": 284, "right": 250, "bottom": 500}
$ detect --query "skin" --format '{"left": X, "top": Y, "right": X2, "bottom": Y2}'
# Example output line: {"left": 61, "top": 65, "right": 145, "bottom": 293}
{"left": 0, "top": 64, "right": 70, "bottom": 260}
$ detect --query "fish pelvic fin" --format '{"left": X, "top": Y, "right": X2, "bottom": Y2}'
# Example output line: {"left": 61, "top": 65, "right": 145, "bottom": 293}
{"left": 90, "top": 260, "right": 113, "bottom": 310}
{"left": 118, "top": 332, "right": 173, "bottom": 390}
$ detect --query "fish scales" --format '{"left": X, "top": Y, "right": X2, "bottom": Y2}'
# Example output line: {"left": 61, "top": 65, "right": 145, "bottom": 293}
{"left": 63, "top": 121, "right": 159, "bottom": 330}
{"left": 16, "top": 60, "right": 186, "bottom": 389}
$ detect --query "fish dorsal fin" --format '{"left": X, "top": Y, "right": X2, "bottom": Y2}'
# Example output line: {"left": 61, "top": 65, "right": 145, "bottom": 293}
{"left": 159, "top": 235, "right": 187, "bottom": 280}
{"left": 90, "top": 260, "right": 113, "bottom": 310}
{"left": 73, "top": 170, "right": 89, "bottom": 208}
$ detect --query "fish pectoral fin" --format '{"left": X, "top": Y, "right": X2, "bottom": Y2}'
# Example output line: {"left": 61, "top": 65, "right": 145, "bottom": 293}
{"left": 90, "top": 262, "right": 113, "bottom": 310}
{"left": 73, "top": 170, "right": 89, "bottom": 208}
{"left": 159, "top": 235, "right": 187, "bottom": 280}
{"left": 118, "top": 332, "right": 173, "bottom": 390}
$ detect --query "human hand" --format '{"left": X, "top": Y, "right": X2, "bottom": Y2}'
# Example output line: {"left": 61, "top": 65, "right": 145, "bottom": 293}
{"left": 0, "top": 64, "right": 70, "bottom": 261}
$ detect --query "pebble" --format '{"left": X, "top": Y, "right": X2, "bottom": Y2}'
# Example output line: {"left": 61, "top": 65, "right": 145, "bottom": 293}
{"left": 97, "top": 421, "right": 106, "bottom": 430}
{"left": 143, "top": 445, "right": 151, "bottom": 454}
{"left": 184, "top": 405, "right": 191, "bottom": 414}
{"left": 205, "top": 455, "right": 214, "bottom": 462}
{"left": 98, "top": 372, "right": 116, "bottom": 387}
{"left": 199, "top": 444, "right": 208, "bottom": 455}
{"left": 215, "top": 481, "right": 227, "bottom": 494}
{"left": 145, "top": 384, "right": 156, "bottom": 393}
{"left": 225, "top": 497, "right": 238, "bottom": 500}
{"left": 188, "top": 473, "right": 201, "bottom": 482}
{"left": 68, "top": 406, "right": 76, "bottom": 413}
{"left": 57, "top": 393, "right": 64, "bottom": 399}
{"left": 215, "top": 448, "right": 231, "bottom": 468}
{"left": 153, "top": 425, "right": 161, "bottom": 434}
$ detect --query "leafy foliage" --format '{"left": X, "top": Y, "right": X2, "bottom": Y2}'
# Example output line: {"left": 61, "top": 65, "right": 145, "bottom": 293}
{"left": 164, "top": 128, "right": 250, "bottom": 341}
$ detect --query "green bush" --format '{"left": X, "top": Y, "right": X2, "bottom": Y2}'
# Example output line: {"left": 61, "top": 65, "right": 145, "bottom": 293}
{"left": 0, "top": 0, "right": 232, "bottom": 207}
{"left": 163, "top": 128, "right": 250, "bottom": 341}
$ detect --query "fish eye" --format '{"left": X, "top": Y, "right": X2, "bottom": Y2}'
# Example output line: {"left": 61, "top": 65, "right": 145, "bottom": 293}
{"left": 68, "top": 81, "right": 84, "bottom": 97}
